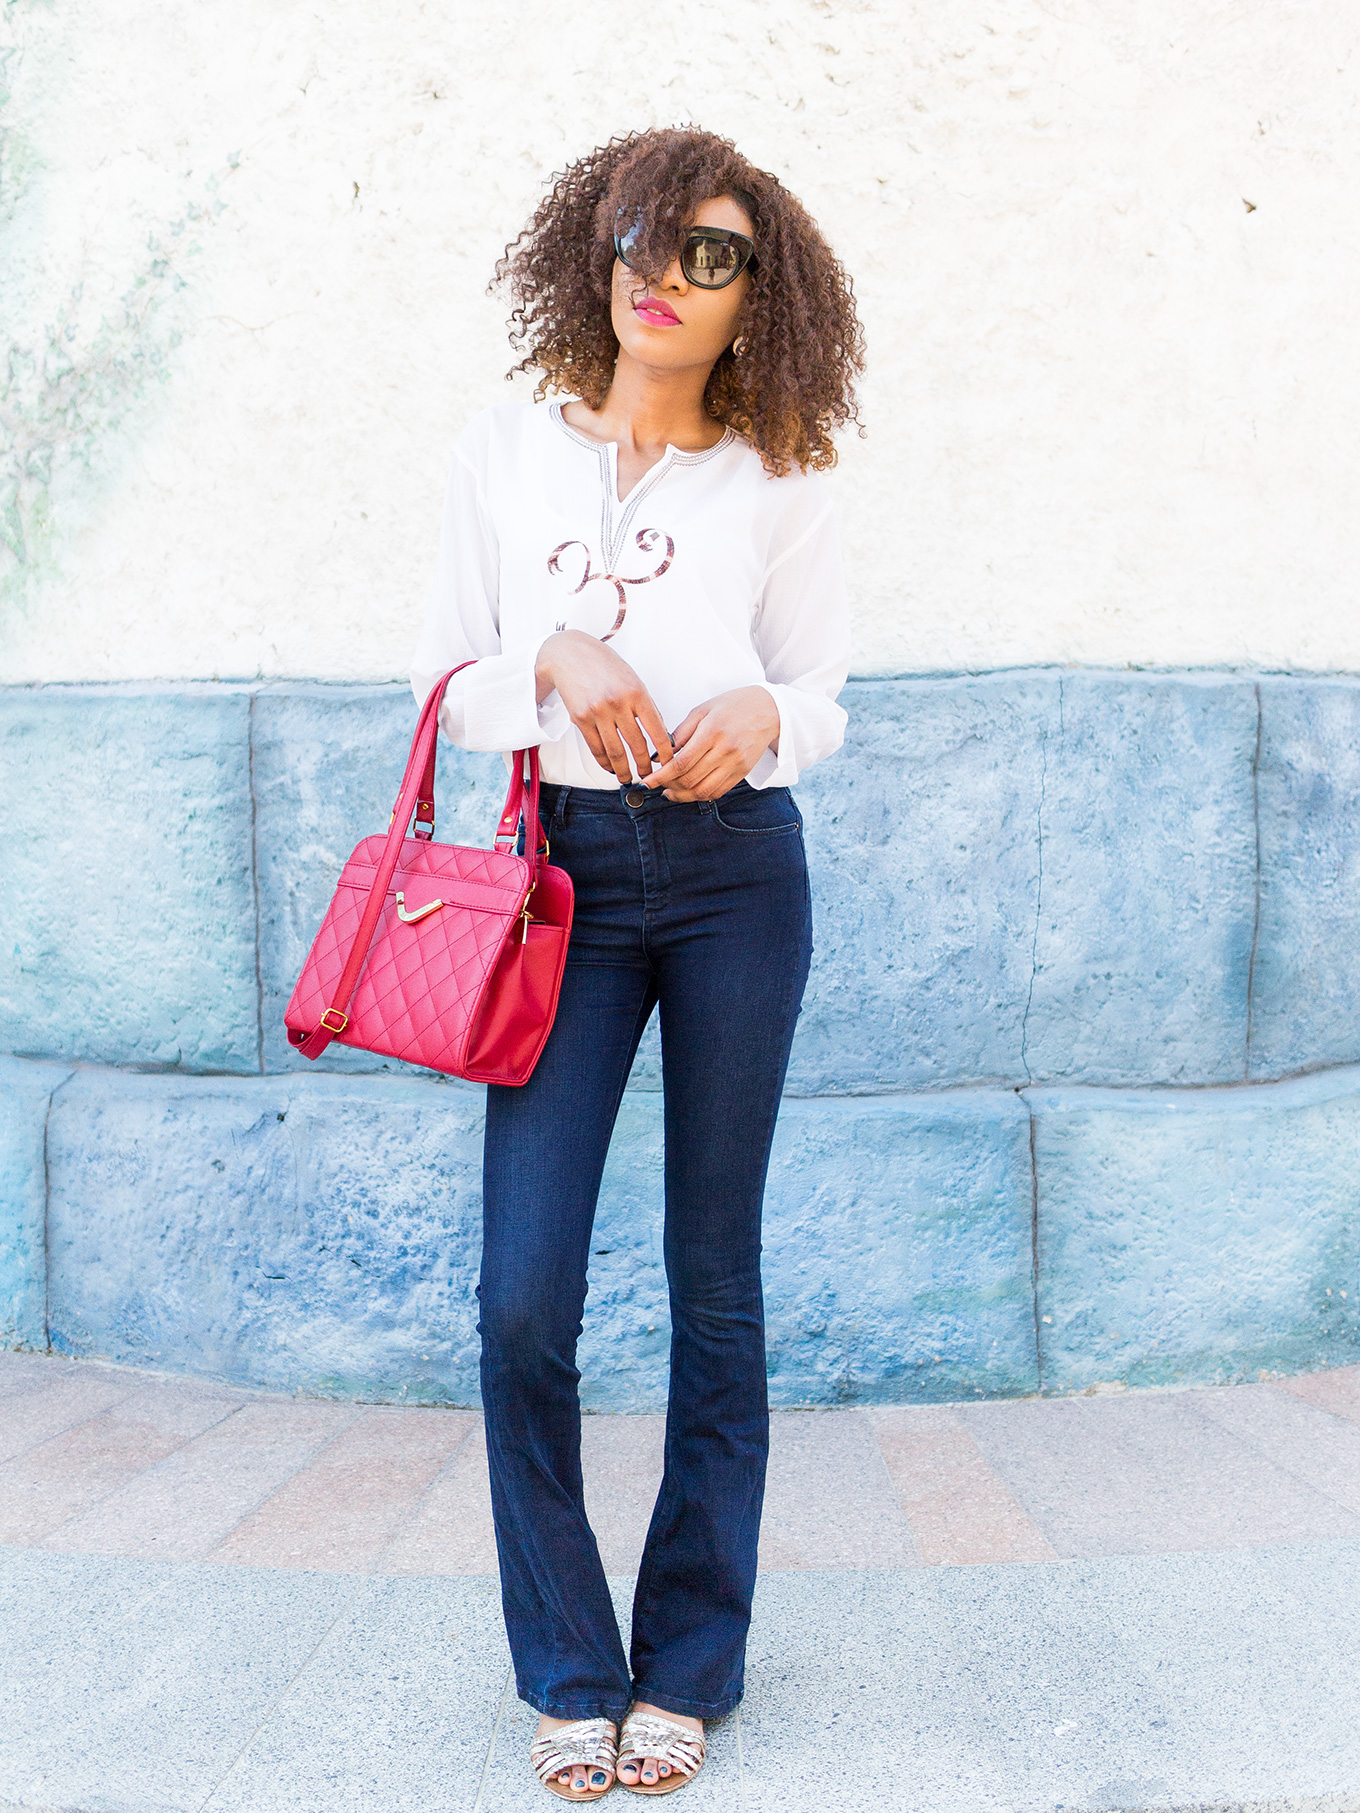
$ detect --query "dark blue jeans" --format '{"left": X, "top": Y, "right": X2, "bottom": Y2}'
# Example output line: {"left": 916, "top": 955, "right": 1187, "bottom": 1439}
{"left": 479, "top": 779, "right": 813, "bottom": 1722}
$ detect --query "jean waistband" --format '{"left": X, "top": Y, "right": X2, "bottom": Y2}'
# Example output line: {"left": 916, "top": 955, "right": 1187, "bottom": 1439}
{"left": 535, "top": 779, "right": 779, "bottom": 821}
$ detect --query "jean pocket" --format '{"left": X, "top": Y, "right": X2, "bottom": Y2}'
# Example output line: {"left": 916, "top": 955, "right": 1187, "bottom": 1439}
{"left": 709, "top": 789, "right": 803, "bottom": 836}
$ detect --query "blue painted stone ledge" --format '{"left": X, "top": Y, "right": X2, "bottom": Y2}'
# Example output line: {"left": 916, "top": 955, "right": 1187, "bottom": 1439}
{"left": 3, "top": 1055, "right": 1355, "bottom": 1409}
{"left": 1032, "top": 1068, "right": 1360, "bottom": 1391}
{"left": 6, "top": 672, "right": 1360, "bottom": 1092}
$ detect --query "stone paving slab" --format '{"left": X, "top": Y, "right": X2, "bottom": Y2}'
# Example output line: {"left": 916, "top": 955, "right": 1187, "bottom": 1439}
{"left": 868, "top": 1405, "right": 1057, "bottom": 1564}
{"left": 198, "top": 1574, "right": 509, "bottom": 1813}
{"left": 40, "top": 1399, "right": 359, "bottom": 1563}
{"left": 2, "top": 1545, "right": 1357, "bottom": 1812}
{"left": 0, "top": 1547, "right": 359, "bottom": 1813}
{"left": 5, "top": 1356, "right": 1360, "bottom": 1577}
{"left": 957, "top": 1388, "right": 1360, "bottom": 1557}
{"left": 0, "top": 1379, "right": 245, "bottom": 1546}
{"left": 210, "top": 1405, "right": 477, "bottom": 1573}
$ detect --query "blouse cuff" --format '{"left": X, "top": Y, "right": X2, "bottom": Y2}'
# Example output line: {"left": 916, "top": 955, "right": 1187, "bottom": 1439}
{"left": 457, "top": 636, "right": 570, "bottom": 750}
{"left": 750, "top": 682, "right": 800, "bottom": 788}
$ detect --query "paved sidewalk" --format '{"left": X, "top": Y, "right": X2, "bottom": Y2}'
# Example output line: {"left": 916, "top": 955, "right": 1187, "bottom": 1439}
{"left": 1, "top": 1352, "right": 1358, "bottom": 1811}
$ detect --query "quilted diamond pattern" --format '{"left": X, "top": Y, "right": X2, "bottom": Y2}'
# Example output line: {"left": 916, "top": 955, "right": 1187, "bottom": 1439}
{"left": 284, "top": 836, "right": 532, "bottom": 1076}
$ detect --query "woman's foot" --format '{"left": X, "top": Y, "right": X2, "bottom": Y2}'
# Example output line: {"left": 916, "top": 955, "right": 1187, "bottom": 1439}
{"left": 533, "top": 1713, "right": 617, "bottom": 1799}
{"left": 616, "top": 1704, "right": 704, "bottom": 1791}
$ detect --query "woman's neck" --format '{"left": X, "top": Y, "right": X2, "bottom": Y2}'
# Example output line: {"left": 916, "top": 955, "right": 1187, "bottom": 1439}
{"left": 564, "top": 349, "right": 725, "bottom": 455}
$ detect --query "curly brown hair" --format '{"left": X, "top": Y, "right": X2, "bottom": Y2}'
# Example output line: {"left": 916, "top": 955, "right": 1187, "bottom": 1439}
{"left": 494, "top": 128, "right": 864, "bottom": 476}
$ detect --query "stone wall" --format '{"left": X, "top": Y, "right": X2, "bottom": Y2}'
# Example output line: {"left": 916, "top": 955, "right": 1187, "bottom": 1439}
{"left": 3, "top": 673, "right": 1357, "bottom": 1407}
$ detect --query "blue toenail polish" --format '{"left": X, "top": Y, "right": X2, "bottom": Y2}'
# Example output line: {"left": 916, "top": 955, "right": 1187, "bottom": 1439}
{"left": 592, "top": 1773, "right": 606, "bottom": 1785}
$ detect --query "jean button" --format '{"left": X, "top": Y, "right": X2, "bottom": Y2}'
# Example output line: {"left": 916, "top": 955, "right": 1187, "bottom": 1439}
{"left": 625, "top": 788, "right": 646, "bottom": 807}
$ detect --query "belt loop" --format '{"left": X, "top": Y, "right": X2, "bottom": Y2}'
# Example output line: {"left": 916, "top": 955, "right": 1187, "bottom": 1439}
{"left": 552, "top": 785, "right": 570, "bottom": 831}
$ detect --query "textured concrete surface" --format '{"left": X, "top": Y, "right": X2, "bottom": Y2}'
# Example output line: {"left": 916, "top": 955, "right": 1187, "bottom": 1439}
{"left": 38, "top": 1069, "right": 1036, "bottom": 1408}
{"left": 0, "top": 689, "right": 258, "bottom": 1072}
{"left": 1032, "top": 1071, "right": 1360, "bottom": 1392}
{"left": 43, "top": 1069, "right": 488, "bottom": 1402}
{"left": 5, "top": 672, "right": 1360, "bottom": 1403}
{"left": 1, "top": 671, "right": 1343, "bottom": 1092}
{"left": 1, "top": 1354, "right": 1359, "bottom": 1812}
{"left": 16, "top": 1054, "right": 1359, "bottom": 1406}
{"left": 1021, "top": 674, "right": 1259, "bottom": 1086}
{"left": 761, "top": 1091, "right": 1037, "bottom": 1403}
{"left": 1252, "top": 678, "right": 1360, "bottom": 1080}
{"left": 0, "top": 1059, "right": 70, "bottom": 1349}
{"left": 6, "top": 5, "right": 1360, "bottom": 684}
{"left": 792, "top": 676, "right": 1047, "bottom": 1091}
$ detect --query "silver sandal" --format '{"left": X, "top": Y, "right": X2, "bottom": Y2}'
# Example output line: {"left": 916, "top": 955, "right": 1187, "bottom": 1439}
{"left": 529, "top": 1716, "right": 618, "bottom": 1800}
{"left": 616, "top": 1710, "right": 706, "bottom": 1796}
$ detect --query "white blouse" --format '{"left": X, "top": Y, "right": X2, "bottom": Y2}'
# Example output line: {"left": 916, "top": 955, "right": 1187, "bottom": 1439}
{"left": 410, "top": 401, "right": 850, "bottom": 790}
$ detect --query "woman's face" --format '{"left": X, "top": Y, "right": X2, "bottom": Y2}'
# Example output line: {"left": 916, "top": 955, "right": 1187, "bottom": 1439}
{"left": 610, "top": 193, "right": 755, "bottom": 375}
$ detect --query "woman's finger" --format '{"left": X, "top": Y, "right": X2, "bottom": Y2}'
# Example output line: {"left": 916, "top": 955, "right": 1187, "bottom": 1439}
{"left": 635, "top": 700, "right": 676, "bottom": 768}
{"left": 665, "top": 753, "right": 735, "bottom": 801}
{"left": 577, "top": 720, "right": 616, "bottom": 774}
{"left": 645, "top": 724, "right": 711, "bottom": 792}
{"left": 645, "top": 707, "right": 703, "bottom": 782}
{"left": 616, "top": 712, "right": 658, "bottom": 778}
{"left": 595, "top": 719, "right": 636, "bottom": 784}
{"left": 662, "top": 723, "right": 744, "bottom": 799}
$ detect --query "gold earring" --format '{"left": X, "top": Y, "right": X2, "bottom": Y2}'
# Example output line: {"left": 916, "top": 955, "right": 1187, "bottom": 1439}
{"left": 732, "top": 335, "right": 748, "bottom": 358}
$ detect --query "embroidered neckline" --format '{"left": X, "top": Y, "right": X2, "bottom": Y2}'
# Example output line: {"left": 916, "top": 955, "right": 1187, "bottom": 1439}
{"left": 548, "top": 403, "right": 734, "bottom": 569}
{"left": 547, "top": 402, "right": 734, "bottom": 468}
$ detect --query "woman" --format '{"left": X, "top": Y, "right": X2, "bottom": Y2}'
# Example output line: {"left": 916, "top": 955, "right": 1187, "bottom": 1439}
{"left": 411, "top": 127, "right": 863, "bottom": 1799}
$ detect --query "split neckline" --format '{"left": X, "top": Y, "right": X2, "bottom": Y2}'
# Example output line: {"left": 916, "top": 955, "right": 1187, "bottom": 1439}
{"left": 548, "top": 402, "right": 735, "bottom": 504}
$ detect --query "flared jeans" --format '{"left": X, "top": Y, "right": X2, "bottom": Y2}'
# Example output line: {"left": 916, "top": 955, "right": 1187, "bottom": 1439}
{"left": 479, "top": 778, "right": 813, "bottom": 1722}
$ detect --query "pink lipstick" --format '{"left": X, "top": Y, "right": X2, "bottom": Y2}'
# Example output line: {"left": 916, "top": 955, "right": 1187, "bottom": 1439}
{"left": 635, "top": 297, "right": 681, "bottom": 327}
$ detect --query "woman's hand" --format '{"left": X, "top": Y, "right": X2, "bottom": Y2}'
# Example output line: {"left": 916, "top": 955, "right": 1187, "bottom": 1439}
{"left": 643, "top": 686, "right": 781, "bottom": 802}
{"left": 536, "top": 630, "right": 674, "bottom": 783}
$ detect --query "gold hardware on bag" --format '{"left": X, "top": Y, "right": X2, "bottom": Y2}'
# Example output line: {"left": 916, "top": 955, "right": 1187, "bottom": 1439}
{"left": 395, "top": 891, "right": 443, "bottom": 924}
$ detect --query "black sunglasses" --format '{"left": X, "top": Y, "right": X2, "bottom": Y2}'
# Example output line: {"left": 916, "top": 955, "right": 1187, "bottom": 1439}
{"left": 614, "top": 220, "right": 757, "bottom": 290}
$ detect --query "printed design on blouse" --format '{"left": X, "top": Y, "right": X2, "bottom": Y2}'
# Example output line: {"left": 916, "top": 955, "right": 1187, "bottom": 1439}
{"left": 547, "top": 528, "right": 675, "bottom": 642}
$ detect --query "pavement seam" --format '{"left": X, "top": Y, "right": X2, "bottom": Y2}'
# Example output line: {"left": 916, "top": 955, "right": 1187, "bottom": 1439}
{"left": 29, "top": 1395, "right": 250, "bottom": 1552}
{"left": 734, "top": 1702, "right": 749, "bottom": 1812}
{"left": 856, "top": 1407, "right": 926, "bottom": 1566}
{"left": 198, "top": 1403, "right": 370, "bottom": 1566}
{"left": 0, "top": 1376, "right": 140, "bottom": 1469}
{"left": 371, "top": 1413, "right": 483, "bottom": 1577}
{"left": 470, "top": 1666, "right": 514, "bottom": 1813}
{"left": 1189, "top": 1390, "right": 1360, "bottom": 1531}
{"left": 193, "top": 1571, "right": 379, "bottom": 1812}
{"left": 1271, "top": 1373, "right": 1360, "bottom": 1429}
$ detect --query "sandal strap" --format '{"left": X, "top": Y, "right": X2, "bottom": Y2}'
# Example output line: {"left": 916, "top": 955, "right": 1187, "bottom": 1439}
{"left": 530, "top": 1717, "right": 618, "bottom": 1784}
{"left": 618, "top": 1711, "right": 706, "bottom": 1778}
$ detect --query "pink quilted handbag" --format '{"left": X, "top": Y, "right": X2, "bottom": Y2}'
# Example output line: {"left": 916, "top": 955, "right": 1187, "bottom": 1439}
{"left": 285, "top": 665, "right": 573, "bottom": 1085}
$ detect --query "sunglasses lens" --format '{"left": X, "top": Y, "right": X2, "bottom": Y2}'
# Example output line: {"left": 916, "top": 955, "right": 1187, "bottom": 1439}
{"left": 615, "top": 217, "right": 645, "bottom": 268}
{"left": 684, "top": 235, "right": 744, "bottom": 287}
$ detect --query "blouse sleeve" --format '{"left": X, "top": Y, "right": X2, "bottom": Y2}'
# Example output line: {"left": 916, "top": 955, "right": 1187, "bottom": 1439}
{"left": 409, "top": 439, "right": 570, "bottom": 750}
{"left": 747, "top": 499, "right": 851, "bottom": 789}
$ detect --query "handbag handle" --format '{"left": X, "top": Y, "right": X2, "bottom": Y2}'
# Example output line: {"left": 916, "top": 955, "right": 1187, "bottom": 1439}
{"left": 296, "top": 665, "right": 543, "bottom": 1060}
